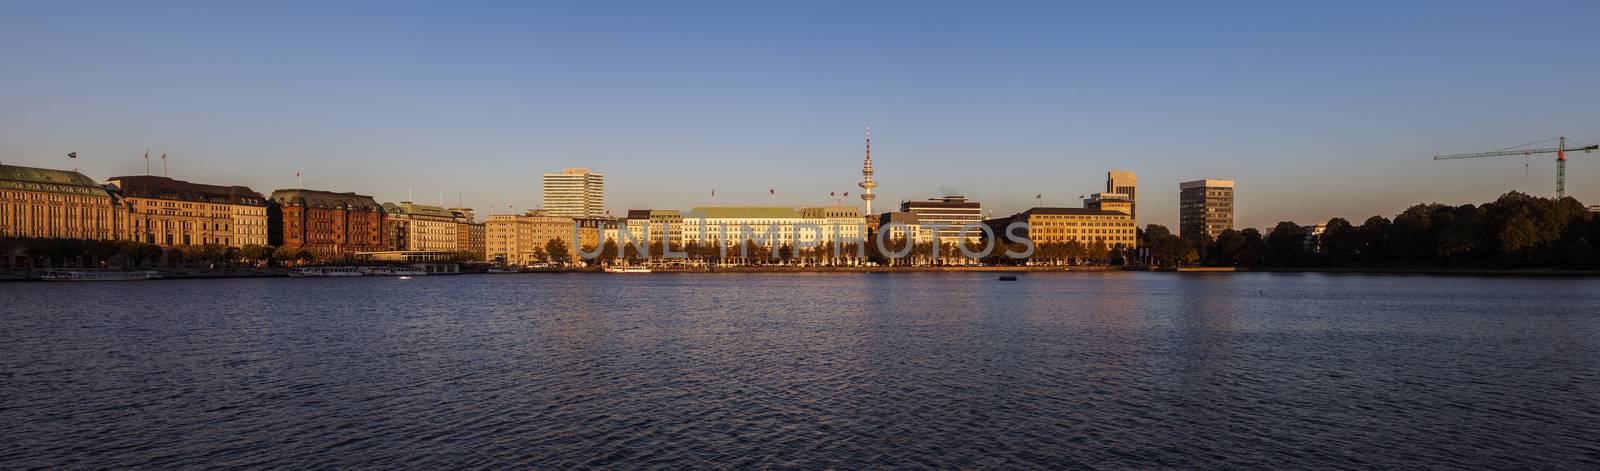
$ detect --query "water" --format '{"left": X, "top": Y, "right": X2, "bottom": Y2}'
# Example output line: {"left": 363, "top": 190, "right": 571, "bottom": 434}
{"left": 3, "top": 272, "right": 1599, "bottom": 469}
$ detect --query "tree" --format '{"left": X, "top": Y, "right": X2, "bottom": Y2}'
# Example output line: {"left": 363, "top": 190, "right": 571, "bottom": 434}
{"left": 1240, "top": 228, "right": 1267, "bottom": 267}
{"left": 1208, "top": 229, "right": 1246, "bottom": 266}
{"left": 1357, "top": 216, "right": 1392, "bottom": 262}
{"left": 1318, "top": 218, "right": 1359, "bottom": 266}
{"left": 272, "top": 246, "right": 300, "bottom": 265}
{"left": 1265, "top": 221, "right": 1308, "bottom": 266}
{"left": 456, "top": 250, "right": 481, "bottom": 262}
{"left": 596, "top": 238, "right": 619, "bottom": 265}
{"left": 294, "top": 249, "right": 316, "bottom": 263}
{"left": 241, "top": 244, "right": 274, "bottom": 265}
{"left": 545, "top": 238, "right": 572, "bottom": 265}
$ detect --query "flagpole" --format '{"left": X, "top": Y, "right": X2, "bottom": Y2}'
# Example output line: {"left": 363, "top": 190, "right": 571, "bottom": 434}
{"left": 144, "top": 149, "right": 150, "bottom": 175}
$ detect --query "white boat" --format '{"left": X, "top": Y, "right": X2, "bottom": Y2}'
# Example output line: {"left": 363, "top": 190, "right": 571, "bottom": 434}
{"left": 604, "top": 266, "right": 652, "bottom": 273}
{"left": 288, "top": 266, "right": 364, "bottom": 277}
{"left": 40, "top": 270, "right": 160, "bottom": 281}
{"left": 359, "top": 266, "right": 427, "bottom": 276}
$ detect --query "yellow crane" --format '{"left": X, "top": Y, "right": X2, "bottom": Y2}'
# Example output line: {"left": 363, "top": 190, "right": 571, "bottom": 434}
{"left": 1434, "top": 136, "right": 1597, "bottom": 199}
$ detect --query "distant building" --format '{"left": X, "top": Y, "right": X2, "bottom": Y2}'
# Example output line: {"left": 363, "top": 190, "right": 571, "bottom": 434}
{"left": 109, "top": 175, "right": 267, "bottom": 247}
{"left": 876, "top": 211, "right": 933, "bottom": 245}
{"left": 680, "top": 206, "right": 861, "bottom": 249}
{"left": 900, "top": 196, "right": 983, "bottom": 241}
{"left": 1, "top": 164, "right": 122, "bottom": 241}
{"left": 1179, "top": 179, "right": 1235, "bottom": 242}
{"left": 1588, "top": 205, "right": 1600, "bottom": 213}
{"left": 542, "top": 168, "right": 605, "bottom": 218}
{"left": 1107, "top": 170, "right": 1138, "bottom": 219}
{"left": 1083, "top": 192, "right": 1133, "bottom": 216}
{"left": 450, "top": 208, "right": 486, "bottom": 259}
{"left": 382, "top": 201, "right": 461, "bottom": 252}
{"left": 992, "top": 207, "right": 1138, "bottom": 248}
{"left": 625, "top": 209, "right": 684, "bottom": 248}
{"left": 485, "top": 210, "right": 574, "bottom": 265}
{"left": 268, "top": 189, "right": 386, "bottom": 260}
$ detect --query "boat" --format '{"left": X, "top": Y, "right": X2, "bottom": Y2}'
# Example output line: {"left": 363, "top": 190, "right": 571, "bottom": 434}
{"left": 359, "top": 266, "right": 427, "bottom": 277}
{"left": 998, "top": 275, "right": 1018, "bottom": 281}
{"left": 397, "top": 276, "right": 413, "bottom": 280}
{"left": 604, "top": 266, "right": 652, "bottom": 273}
{"left": 39, "top": 270, "right": 160, "bottom": 281}
{"left": 288, "top": 266, "right": 364, "bottom": 277}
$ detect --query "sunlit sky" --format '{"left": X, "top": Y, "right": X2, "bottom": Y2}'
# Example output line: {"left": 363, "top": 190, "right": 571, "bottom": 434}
{"left": 3, "top": 1, "right": 1597, "bottom": 229}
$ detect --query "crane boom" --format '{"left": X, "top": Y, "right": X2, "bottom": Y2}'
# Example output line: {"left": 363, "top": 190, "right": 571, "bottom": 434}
{"left": 1433, "top": 145, "right": 1597, "bottom": 160}
{"left": 1432, "top": 136, "right": 1596, "bottom": 199}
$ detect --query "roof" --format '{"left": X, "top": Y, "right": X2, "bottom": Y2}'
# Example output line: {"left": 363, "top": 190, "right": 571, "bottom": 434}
{"left": 878, "top": 211, "right": 920, "bottom": 225}
{"left": 799, "top": 206, "right": 862, "bottom": 218}
{"left": 109, "top": 175, "right": 266, "bottom": 205}
{"left": 0, "top": 164, "right": 111, "bottom": 197}
{"left": 1180, "top": 179, "right": 1235, "bottom": 190}
{"left": 1017, "top": 207, "right": 1132, "bottom": 217}
{"left": 685, "top": 206, "right": 803, "bottom": 219}
{"left": 269, "top": 189, "right": 382, "bottom": 210}
{"left": 383, "top": 201, "right": 459, "bottom": 219}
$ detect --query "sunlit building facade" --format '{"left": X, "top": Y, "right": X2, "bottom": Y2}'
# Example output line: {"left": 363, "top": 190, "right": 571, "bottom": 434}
{"left": 0, "top": 164, "right": 121, "bottom": 241}
{"left": 109, "top": 175, "right": 267, "bottom": 247}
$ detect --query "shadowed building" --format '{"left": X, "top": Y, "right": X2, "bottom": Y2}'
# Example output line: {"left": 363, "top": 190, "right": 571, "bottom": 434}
{"left": 108, "top": 175, "right": 267, "bottom": 247}
{"left": 383, "top": 201, "right": 461, "bottom": 252}
{"left": 1, "top": 164, "right": 122, "bottom": 241}
{"left": 1179, "top": 179, "right": 1235, "bottom": 242}
{"left": 900, "top": 196, "right": 983, "bottom": 241}
{"left": 269, "top": 189, "right": 386, "bottom": 260}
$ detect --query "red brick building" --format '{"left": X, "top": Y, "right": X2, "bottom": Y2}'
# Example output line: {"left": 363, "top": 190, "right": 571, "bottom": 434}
{"left": 268, "top": 189, "right": 386, "bottom": 260}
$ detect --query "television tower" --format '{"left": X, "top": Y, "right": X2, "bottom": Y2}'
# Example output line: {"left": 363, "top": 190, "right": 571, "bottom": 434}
{"left": 859, "top": 125, "right": 877, "bottom": 216}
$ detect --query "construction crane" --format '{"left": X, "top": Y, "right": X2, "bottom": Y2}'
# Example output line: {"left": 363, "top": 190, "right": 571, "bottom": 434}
{"left": 1433, "top": 136, "right": 1598, "bottom": 199}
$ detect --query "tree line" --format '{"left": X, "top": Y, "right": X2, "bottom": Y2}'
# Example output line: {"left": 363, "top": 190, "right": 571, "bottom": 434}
{"left": 1140, "top": 192, "right": 1600, "bottom": 268}
{"left": 0, "top": 238, "right": 318, "bottom": 269}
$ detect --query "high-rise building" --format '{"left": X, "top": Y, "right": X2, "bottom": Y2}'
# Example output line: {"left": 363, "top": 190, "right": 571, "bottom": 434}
{"left": 1179, "top": 179, "right": 1235, "bottom": 242}
{"left": 1, "top": 164, "right": 122, "bottom": 241}
{"left": 900, "top": 196, "right": 983, "bottom": 241}
{"left": 542, "top": 168, "right": 604, "bottom": 218}
{"left": 1107, "top": 170, "right": 1137, "bottom": 219}
{"left": 109, "top": 175, "right": 268, "bottom": 247}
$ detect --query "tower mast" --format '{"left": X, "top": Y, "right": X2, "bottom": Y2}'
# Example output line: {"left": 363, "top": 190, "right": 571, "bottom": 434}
{"left": 858, "top": 125, "right": 877, "bottom": 217}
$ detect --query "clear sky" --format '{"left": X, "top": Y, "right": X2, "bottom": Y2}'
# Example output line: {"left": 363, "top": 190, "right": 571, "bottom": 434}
{"left": 3, "top": 1, "right": 1597, "bottom": 229}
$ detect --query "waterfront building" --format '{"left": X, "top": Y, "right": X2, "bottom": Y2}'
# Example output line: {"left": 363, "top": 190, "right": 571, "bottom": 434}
{"left": 0, "top": 164, "right": 122, "bottom": 241}
{"left": 268, "top": 189, "right": 387, "bottom": 260}
{"left": 900, "top": 195, "right": 983, "bottom": 241}
{"left": 1588, "top": 204, "right": 1600, "bottom": 213}
{"left": 382, "top": 201, "right": 461, "bottom": 252}
{"left": 876, "top": 211, "right": 934, "bottom": 244}
{"left": 542, "top": 168, "right": 605, "bottom": 218}
{"left": 485, "top": 210, "right": 574, "bottom": 265}
{"left": 109, "top": 175, "right": 267, "bottom": 247}
{"left": 1107, "top": 170, "right": 1138, "bottom": 219}
{"left": 624, "top": 209, "right": 684, "bottom": 249}
{"left": 1179, "top": 179, "right": 1236, "bottom": 242}
{"left": 680, "top": 206, "right": 864, "bottom": 251}
{"left": 992, "top": 207, "right": 1138, "bottom": 248}
{"left": 448, "top": 208, "right": 486, "bottom": 259}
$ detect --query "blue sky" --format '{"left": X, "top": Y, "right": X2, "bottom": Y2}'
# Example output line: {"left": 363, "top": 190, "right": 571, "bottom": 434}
{"left": 3, "top": 1, "right": 1597, "bottom": 228}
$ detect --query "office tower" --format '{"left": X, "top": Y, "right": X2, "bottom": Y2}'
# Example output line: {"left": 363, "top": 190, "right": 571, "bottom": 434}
{"left": 542, "top": 168, "right": 605, "bottom": 218}
{"left": 1107, "top": 170, "right": 1137, "bottom": 219}
{"left": 1179, "top": 179, "right": 1235, "bottom": 242}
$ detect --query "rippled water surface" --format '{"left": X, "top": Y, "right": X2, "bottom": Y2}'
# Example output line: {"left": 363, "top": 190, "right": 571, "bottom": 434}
{"left": 3, "top": 272, "right": 1600, "bottom": 468}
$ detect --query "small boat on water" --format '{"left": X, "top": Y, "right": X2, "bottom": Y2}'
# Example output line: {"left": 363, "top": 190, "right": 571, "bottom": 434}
{"left": 397, "top": 276, "right": 413, "bottom": 280}
{"left": 288, "top": 266, "right": 364, "bottom": 277}
{"left": 40, "top": 270, "right": 160, "bottom": 281}
{"left": 998, "top": 275, "right": 1018, "bottom": 281}
{"left": 604, "top": 266, "right": 652, "bottom": 273}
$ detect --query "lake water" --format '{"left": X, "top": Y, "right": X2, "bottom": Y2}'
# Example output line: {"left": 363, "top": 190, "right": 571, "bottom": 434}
{"left": 3, "top": 272, "right": 1598, "bottom": 468}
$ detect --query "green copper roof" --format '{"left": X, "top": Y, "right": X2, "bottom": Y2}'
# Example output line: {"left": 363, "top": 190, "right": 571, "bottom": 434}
{"left": 686, "top": 206, "right": 803, "bottom": 219}
{"left": 0, "top": 164, "right": 110, "bottom": 196}
{"left": 383, "top": 202, "right": 459, "bottom": 219}
{"left": 269, "top": 189, "right": 383, "bottom": 210}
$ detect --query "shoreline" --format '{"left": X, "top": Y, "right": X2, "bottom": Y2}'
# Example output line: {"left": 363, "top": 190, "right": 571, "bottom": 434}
{"left": 8, "top": 265, "right": 1600, "bottom": 281}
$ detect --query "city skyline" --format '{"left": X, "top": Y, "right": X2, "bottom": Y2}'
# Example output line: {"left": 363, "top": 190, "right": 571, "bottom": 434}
{"left": 3, "top": 1, "right": 1598, "bottom": 230}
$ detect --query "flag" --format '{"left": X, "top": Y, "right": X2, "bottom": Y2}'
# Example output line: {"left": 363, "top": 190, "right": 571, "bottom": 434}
{"left": 711, "top": 188, "right": 715, "bottom": 197}
{"left": 295, "top": 171, "right": 301, "bottom": 178}
{"left": 1036, "top": 194, "right": 1042, "bottom": 199}
{"left": 769, "top": 187, "right": 775, "bottom": 195}
{"left": 830, "top": 191, "right": 836, "bottom": 197}
{"left": 160, "top": 152, "right": 166, "bottom": 160}
{"left": 67, "top": 152, "right": 77, "bottom": 159}
{"left": 143, "top": 149, "right": 149, "bottom": 160}
{"left": 843, "top": 192, "right": 848, "bottom": 197}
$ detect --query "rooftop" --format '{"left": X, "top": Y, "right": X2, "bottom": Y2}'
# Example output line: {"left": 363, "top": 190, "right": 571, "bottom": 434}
{"left": 383, "top": 201, "right": 460, "bottom": 219}
{"left": 269, "top": 189, "right": 382, "bottom": 210}
{"left": 0, "top": 164, "right": 108, "bottom": 197}
{"left": 109, "top": 175, "right": 266, "bottom": 205}
{"left": 1017, "top": 207, "right": 1133, "bottom": 217}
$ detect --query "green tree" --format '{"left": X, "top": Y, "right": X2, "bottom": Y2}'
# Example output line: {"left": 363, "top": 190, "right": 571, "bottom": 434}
{"left": 1265, "top": 221, "right": 1308, "bottom": 266}
{"left": 1318, "top": 218, "right": 1360, "bottom": 266}
{"left": 1208, "top": 229, "right": 1247, "bottom": 266}
{"left": 545, "top": 238, "right": 572, "bottom": 265}
{"left": 1357, "top": 216, "right": 1392, "bottom": 262}
{"left": 272, "top": 245, "right": 299, "bottom": 265}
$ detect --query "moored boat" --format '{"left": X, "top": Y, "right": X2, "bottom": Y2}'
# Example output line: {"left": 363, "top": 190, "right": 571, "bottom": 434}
{"left": 604, "top": 266, "right": 652, "bottom": 273}
{"left": 288, "top": 266, "right": 364, "bottom": 277}
{"left": 39, "top": 270, "right": 161, "bottom": 281}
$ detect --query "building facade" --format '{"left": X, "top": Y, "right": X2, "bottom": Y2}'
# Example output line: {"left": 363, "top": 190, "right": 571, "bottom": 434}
{"left": 1107, "top": 170, "right": 1138, "bottom": 219}
{"left": 269, "top": 189, "right": 386, "bottom": 260}
{"left": 109, "top": 175, "right": 267, "bottom": 247}
{"left": 900, "top": 196, "right": 983, "bottom": 241}
{"left": 1179, "top": 179, "right": 1236, "bottom": 242}
{"left": 1, "top": 164, "right": 121, "bottom": 241}
{"left": 383, "top": 201, "right": 461, "bottom": 252}
{"left": 1083, "top": 193, "right": 1133, "bottom": 216}
{"left": 998, "top": 207, "right": 1138, "bottom": 248}
{"left": 542, "top": 168, "right": 605, "bottom": 218}
{"left": 485, "top": 210, "right": 575, "bottom": 265}
{"left": 680, "top": 206, "right": 864, "bottom": 249}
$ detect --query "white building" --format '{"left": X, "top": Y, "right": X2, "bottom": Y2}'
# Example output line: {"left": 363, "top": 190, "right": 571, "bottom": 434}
{"left": 542, "top": 168, "right": 605, "bottom": 218}
{"left": 679, "top": 206, "right": 865, "bottom": 249}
